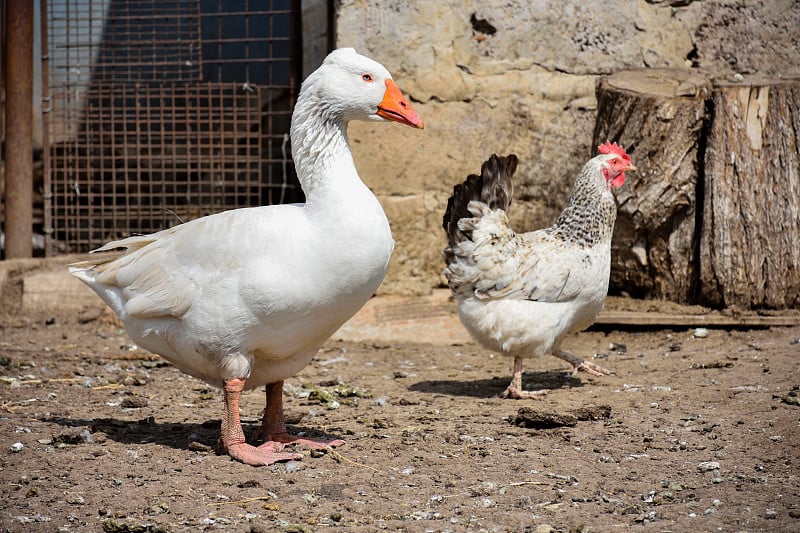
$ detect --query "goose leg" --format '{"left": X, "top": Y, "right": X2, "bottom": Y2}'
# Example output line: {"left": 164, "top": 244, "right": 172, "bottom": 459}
{"left": 554, "top": 349, "right": 613, "bottom": 377}
{"left": 501, "top": 356, "right": 549, "bottom": 400}
{"left": 219, "top": 378, "right": 302, "bottom": 466}
{"left": 257, "top": 380, "right": 345, "bottom": 450}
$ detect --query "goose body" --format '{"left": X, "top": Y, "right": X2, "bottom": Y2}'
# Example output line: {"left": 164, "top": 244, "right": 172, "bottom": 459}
{"left": 70, "top": 48, "right": 423, "bottom": 465}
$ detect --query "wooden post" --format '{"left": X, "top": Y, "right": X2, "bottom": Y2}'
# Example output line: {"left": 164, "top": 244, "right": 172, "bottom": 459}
{"left": 4, "top": 0, "right": 35, "bottom": 258}
{"left": 699, "top": 77, "right": 800, "bottom": 309}
{"left": 593, "top": 69, "right": 711, "bottom": 304}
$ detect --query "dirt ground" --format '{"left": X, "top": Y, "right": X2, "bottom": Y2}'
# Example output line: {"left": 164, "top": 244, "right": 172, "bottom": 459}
{"left": 1, "top": 305, "right": 799, "bottom": 532}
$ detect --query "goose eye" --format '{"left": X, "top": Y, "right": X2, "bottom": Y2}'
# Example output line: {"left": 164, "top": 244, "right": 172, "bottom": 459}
{"left": 362, "top": 73, "right": 373, "bottom": 82}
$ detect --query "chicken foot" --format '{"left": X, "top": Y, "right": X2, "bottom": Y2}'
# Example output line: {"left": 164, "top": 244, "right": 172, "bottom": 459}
{"left": 256, "top": 380, "right": 345, "bottom": 450}
{"left": 220, "top": 378, "right": 302, "bottom": 466}
{"left": 501, "top": 350, "right": 614, "bottom": 399}
{"left": 500, "top": 356, "right": 550, "bottom": 400}
{"left": 554, "top": 349, "right": 613, "bottom": 377}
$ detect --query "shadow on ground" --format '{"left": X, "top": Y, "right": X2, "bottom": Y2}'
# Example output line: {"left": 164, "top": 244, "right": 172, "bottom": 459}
{"left": 408, "top": 370, "right": 583, "bottom": 398}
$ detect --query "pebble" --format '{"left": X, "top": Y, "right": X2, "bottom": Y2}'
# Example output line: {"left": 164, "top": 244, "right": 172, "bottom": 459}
{"left": 285, "top": 461, "right": 302, "bottom": 473}
{"left": 326, "top": 400, "right": 341, "bottom": 410}
{"left": 698, "top": 461, "right": 720, "bottom": 472}
{"left": 609, "top": 342, "right": 627, "bottom": 354}
{"left": 15, "top": 513, "right": 50, "bottom": 524}
{"left": 468, "top": 481, "right": 497, "bottom": 496}
{"left": 78, "top": 429, "right": 94, "bottom": 443}
{"left": 694, "top": 328, "right": 709, "bottom": 338}
{"left": 662, "top": 480, "right": 684, "bottom": 491}
{"left": 10, "top": 442, "right": 24, "bottom": 453}
{"left": 121, "top": 397, "right": 149, "bottom": 409}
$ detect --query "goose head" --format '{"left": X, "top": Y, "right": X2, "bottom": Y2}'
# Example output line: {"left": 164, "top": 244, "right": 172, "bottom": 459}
{"left": 298, "top": 48, "right": 424, "bottom": 129}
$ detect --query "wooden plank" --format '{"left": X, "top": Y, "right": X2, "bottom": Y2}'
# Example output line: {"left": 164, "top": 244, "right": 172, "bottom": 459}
{"left": 595, "top": 310, "right": 799, "bottom": 328}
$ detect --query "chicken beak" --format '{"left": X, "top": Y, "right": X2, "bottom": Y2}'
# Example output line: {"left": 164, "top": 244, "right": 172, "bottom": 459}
{"left": 377, "top": 79, "right": 424, "bottom": 129}
{"left": 626, "top": 163, "right": 637, "bottom": 172}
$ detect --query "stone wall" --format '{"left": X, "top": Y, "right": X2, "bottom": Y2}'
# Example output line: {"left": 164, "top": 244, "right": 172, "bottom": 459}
{"left": 334, "top": 0, "right": 800, "bottom": 296}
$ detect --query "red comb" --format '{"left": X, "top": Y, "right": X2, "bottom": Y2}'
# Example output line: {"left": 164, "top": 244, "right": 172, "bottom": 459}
{"left": 598, "top": 141, "right": 630, "bottom": 161}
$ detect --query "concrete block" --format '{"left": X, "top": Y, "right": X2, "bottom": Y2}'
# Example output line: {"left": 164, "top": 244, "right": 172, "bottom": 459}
{"left": 22, "top": 270, "right": 103, "bottom": 314}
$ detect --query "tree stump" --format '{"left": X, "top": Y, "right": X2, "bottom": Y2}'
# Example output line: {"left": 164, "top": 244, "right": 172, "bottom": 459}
{"left": 594, "top": 70, "right": 800, "bottom": 309}
{"left": 593, "top": 69, "right": 712, "bottom": 304}
{"left": 700, "top": 77, "right": 800, "bottom": 309}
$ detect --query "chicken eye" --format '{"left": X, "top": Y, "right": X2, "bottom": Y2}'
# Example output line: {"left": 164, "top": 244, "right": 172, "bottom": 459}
{"left": 362, "top": 73, "right": 374, "bottom": 82}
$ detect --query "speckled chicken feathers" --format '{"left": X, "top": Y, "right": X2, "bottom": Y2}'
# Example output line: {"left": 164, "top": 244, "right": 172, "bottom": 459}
{"left": 442, "top": 154, "right": 603, "bottom": 305}
{"left": 442, "top": 154, "right": 517, "bottom": 263}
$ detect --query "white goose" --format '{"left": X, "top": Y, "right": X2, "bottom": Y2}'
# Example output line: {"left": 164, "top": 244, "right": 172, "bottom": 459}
{"left": 69, "top": 48, "right": 423, "bottom": 466}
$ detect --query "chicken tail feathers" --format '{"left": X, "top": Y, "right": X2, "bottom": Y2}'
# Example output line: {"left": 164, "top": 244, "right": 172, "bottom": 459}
{"left": 442, "top": 154, "right": 518, "bottom": 250}
{"left": 479, "top": 153, "right": 518, "bottom": 213}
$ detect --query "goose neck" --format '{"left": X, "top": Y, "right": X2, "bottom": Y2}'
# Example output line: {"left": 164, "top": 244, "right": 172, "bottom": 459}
{"left": 290, "top": 101, "right": 355, "bottom": 198}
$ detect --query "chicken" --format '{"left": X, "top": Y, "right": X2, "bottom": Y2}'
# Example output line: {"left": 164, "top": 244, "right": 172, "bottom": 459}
{"left": 69, "top": 48, "right": 423, "bottom": 466}
{"left": 442, "top": 143, "right": 635, "bottom": 399}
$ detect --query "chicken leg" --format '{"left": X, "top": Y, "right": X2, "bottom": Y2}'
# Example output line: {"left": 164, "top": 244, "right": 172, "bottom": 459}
{"left": 219, "top": 378, "right": 302, "bottom": 466}
{"left": 501, "top": 356, "right": 550, "bottom": 400}
{"left": 256, "top": 380, "right": 345, "bottom": 450}
{"left": 554, "top": 349, "right": 613, "bottom": 377}
{"left": 501, "top": 351, "right": 613, "bottom": 400}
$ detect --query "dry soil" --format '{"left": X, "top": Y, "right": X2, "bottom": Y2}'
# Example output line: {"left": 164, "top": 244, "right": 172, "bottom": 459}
{"left": 1, "top": 309, "right": 799, "bottom": 532}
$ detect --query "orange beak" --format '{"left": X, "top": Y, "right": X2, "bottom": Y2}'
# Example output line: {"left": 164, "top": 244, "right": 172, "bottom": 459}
{"left": 377, "top": 79, "right": 424, "bottom": 129}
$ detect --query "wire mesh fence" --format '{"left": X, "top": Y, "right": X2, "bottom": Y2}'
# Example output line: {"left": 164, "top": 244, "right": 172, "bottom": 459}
{"left": 44, "top": 0, "right": 302, "bottom": 254}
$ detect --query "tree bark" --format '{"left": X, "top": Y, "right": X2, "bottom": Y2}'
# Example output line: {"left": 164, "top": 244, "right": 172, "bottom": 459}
{"left": 593, "top": 69, "right": 711, "bottom": 304}
{"left": 699, "top": 77, "right": 800, "bottom": 309}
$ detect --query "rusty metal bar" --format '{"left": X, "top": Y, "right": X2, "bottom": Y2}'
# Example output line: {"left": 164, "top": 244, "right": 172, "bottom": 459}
{"left": 41, "top": 0, "right": 54, "bottom": 256}
{"left": 4, "top": 0, "right": 35, "bottom": 258}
